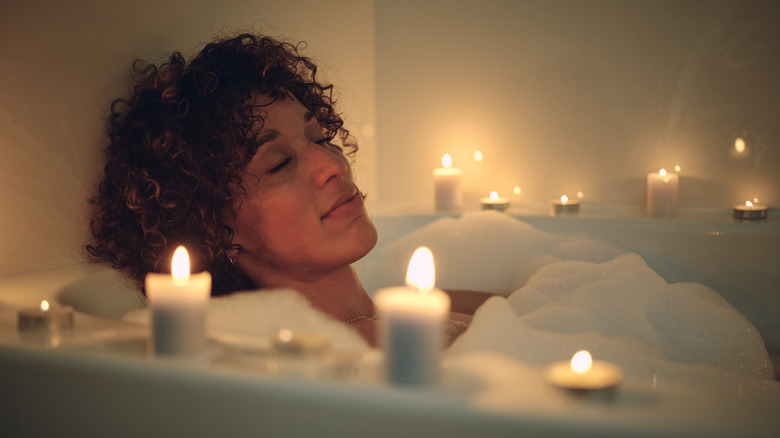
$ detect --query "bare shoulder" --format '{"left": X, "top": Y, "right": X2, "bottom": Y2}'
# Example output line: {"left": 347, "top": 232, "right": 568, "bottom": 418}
{"left": 444, "top": 289, "right": 499, "bottom": 315}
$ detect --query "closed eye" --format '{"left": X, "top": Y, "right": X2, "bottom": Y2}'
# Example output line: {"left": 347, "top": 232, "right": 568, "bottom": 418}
{"left": 315, "top": 135, "right": 343, "bottom": 153}
{"left": 268, "top": 156, "right": 292, "bottom": 174}
{"left": 315, "top": 135, "right": 335, "bottom": 145}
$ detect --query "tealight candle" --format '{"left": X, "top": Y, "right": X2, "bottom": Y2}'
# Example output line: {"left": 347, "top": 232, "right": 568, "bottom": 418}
{"left": 646, "top": 168, "right": 679, "bottom": 217}
{"left": 272, "top": 329, "right": 332, "bottom": 356}
{"left": 375, "top": 246, "right": 451, "bottom": 386}
{"left": 433, "top": 154, "right": 463, "bottom": 211}
{"left": 550, "top": 195, "right": 580, "bottom": 215}
{"left": 480, "top": 191, "right": 509, "bottom": 212}
{"left": 17, "top": 300, "right": 74, "bottom": 331}
{"left": 733, "top": 200, "right": 768, "bottom": 220}
{"left": 545, "top": 350, "right": 623, "bottom": 392}
{"left": 145, "top": 246, "right": 212, "bottom": 356}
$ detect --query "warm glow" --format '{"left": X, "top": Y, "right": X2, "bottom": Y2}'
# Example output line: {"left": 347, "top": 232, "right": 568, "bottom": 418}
{"left": 659, "top": 168, "right": 667, "bottom": 177}
{"left": 513, "top": 186, "right": 521, "bottom": 196}
{"left": 746, "top": 201, "right": 754, "bottom": 208}
{"left": 674, "top": 164, "right": 681, "bottom": 172}
{"left": 40, "top": 300, "right": 50, "bottom": 312}
{"left": 577, "top": 191, "right": 584, "bottom": 199}
{"left": 735, "top": 138, "right": 746, "bottom": 154}
{"left": 405, "top": 246, "right": 435, "bottom": 292}
{"left": 490, "top": 191, "right": 499, "bottom": 201}
{"left": 171, "top": 246, "right": 190, "bottom": 284}
{"left": 441, "top": 154, "right": 452, "bottom": 169}
{"left": 561, "top": 195, "right": 568, "bottom": 204}
{"left": 278, "top": 329, "right": 292, "bottom": 343}
{"left": 473, "top": 150, "right": 483, "bottom": 162}
{"left": 570, "top": 350, "right": 592, "bottom": 374}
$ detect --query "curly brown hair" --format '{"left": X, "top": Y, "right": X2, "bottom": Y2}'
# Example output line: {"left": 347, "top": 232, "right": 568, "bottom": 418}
{"left": 86, "top": 33, "right": 356, "bottom": 296}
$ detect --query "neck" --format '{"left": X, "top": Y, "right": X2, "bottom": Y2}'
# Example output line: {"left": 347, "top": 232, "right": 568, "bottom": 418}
{"left": 247, "top": 264, "right": 375, "bottom": 323}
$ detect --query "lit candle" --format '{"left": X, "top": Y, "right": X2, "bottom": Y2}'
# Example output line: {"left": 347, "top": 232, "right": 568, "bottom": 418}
{"left": 272, "top": 329, "right": 332, "bottom": 356}
{"left": 433, "top": 154, "right": 463, "bottom": 211}
{"left": 545, "top": 350, "right": 623, "bottom": 392}
{"left": 17, "top": 299, "right": 74, "bottom": 331}
{"left": 646, "top": 168, "right": 679, "bottom": 217}
{"left": 480, "top": 191, "right": 509, "bottom": 211}
{"left": 550, "top": 195, "right": 580, "bottom": 215}
{"left": 375, "top": 246, "right": 451, "bottom": 386}
{"left": 145, "top": 246, "right": 212, "bottom": 356}
{"left": 733, "top": 200, "right": 768, "bottom": 220}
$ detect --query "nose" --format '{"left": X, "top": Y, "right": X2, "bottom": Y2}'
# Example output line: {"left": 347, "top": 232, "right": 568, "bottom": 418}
{"left": 306, "top": 142, "right": 348, "bottom": 188}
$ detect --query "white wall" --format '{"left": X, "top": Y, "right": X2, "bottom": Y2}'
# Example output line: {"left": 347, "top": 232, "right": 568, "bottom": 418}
{"left": 0, "top": 0, "right": 375, "bottom": 276}
{"left": 375, "top": 0, "right": 780, "bottom": 210}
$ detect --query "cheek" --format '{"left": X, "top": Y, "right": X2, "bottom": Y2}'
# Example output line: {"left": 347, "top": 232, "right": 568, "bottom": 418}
{"left": 232, "top": 189, "right": 309, "bottom": 249}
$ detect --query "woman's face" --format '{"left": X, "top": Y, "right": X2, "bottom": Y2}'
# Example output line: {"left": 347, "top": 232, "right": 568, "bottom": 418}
{"left": 228, "top": 94, "right": 377, "bottom": 286}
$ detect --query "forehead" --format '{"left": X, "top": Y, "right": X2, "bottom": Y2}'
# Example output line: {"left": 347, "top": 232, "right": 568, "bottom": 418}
{"left": 249, "top": 94, "right": 309, "bottom": 129}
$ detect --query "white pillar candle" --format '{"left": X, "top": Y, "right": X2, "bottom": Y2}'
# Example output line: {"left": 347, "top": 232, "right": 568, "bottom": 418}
{"left": 433, "top": 154, "right": 463, "bottom": 211}
{"left": 375, "top": 246, "right": 451, "bottom": 386}
{"left": 145, "top": 246, "right": 211, "bottom": 356}
{"left": 646, "top": 169, "right": 679, "bottom": 217}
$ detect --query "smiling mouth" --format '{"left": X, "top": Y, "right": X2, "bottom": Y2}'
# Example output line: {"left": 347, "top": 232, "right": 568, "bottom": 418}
{"left": 321, "top": 191, "right": 359, "bottom": 220}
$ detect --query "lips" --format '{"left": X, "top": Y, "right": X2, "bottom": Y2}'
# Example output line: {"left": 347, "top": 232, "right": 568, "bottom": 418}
{"left": 321, "top": 189, "right": 360, "bottom": 220}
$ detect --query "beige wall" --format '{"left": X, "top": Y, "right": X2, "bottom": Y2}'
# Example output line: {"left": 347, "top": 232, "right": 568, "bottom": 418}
{"left": 2, "top": 0, "right": 779, "bottom": 277}
{"left": 375, "top": 0, "right": 780, "bottom": 210}
{"left": 0, "top": 0, "right": 375, "bottom": 276}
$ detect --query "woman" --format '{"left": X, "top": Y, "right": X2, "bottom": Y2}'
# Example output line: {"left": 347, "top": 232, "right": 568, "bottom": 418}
{"left": 87, "top": 33, "right": 473, "bottom": 345}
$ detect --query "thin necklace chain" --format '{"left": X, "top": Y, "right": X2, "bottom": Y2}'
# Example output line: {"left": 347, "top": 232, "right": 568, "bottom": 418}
{"left": 343, "top": 311, "right": 379, "bottom": 325}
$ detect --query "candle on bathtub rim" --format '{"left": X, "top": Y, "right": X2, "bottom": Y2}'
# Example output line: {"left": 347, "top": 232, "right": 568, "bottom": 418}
{"left": 18, "top": 299, "right": 74, "bottom": 331}
{"left": 646, "top": 168, "right": 679, "bottom": 217}
{"left": 433, "top": 154, "right": 463, "bottom": 211}
{"left": 480, "top": 191, "right": 510, "bottom": 212}
{"left": 550, "top": 195, "right": 580, "bottom": 215}
{"left": 545, "top": 350, "right": 623, "bottom": 392}
{"left": 146, "top": 246, "right": 211, "bottom": 356}
{"left": 733, "top": 200, "right": 768, "bottom": 220}
{"left": 375, "top": 246, "right": 451, "bottom": 386}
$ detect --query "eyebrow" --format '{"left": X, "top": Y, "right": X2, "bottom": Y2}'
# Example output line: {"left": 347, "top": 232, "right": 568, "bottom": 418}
{"left": 255, "top": 130, "right": 280, "bottom": 148}
{"left": 256, "top": 111, "right": 317, "bottom": 147}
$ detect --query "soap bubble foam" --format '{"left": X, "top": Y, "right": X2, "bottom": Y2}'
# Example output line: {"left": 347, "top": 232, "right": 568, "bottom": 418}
{"left": 360, "top": 211, "right": 774, "bottom": 380}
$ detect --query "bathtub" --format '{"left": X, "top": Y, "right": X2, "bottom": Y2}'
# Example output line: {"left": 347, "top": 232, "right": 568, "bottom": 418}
{"left": 1, "top": 206, "right": 779, "bottom": 438}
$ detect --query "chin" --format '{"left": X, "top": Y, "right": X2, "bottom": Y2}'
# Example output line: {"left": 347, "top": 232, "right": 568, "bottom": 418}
{"left": 351, "top": 216, "right": 378, "bottom": 262}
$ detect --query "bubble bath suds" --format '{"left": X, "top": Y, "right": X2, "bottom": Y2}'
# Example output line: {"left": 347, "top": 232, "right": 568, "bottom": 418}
{"left": 359, "top": 212, "right": 775, "bottom": 380}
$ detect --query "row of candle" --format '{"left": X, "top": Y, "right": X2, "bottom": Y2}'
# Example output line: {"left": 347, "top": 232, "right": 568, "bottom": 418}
{"left": 435, "top": 155, "right": 769, "bottom": 220}
{"left": 13, "top": 245, "right": 623, "bottom": 393}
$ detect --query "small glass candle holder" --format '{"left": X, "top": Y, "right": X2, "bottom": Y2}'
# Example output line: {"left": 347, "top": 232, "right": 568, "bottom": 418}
{"left": 733, "top": 201, "right": 768, "bottom": 220}
{"left": 550, "top": 195, "right": 580, "bottom": 215}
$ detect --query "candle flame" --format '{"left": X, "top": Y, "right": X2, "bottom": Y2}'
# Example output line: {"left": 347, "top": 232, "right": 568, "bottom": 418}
{"left": 441, "top": 154, "right": 452, "bottom": 169}
{"left": 490, "top": 191, "right": 499, "bottom": 201}
{"left": 473, "top": 150, "right": 483, "bottom": 162}
{"left": 674, "top": 164, "right": 681, "bottom": 172}
{"left": 171, "top": 246, "right": 190, "bottom": 284}
{"left": 571, "top": 350, "right": 592, "bottom": 374}
{"left": 278, "top": 329, "right": 293, "bottom": 343}
{"left": 405, "top": 246, "right": 435, "bottom": 293}
{"left": 40, "top": 300, "right": 50, "bottom": 312}
{"left": 746, "top": 201, "right": 754, "bottom": 208}
{"left": 513, "top": 186, "right": 521, "bottom": 196}
{"left": 561, "top": 195, "right": 568, "bottom": 204}
{"left": 734, "top": 138, "right": 746, "bottom": 154}
{"left": 659, "top": 168, "right": 667, "bottom": 177}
